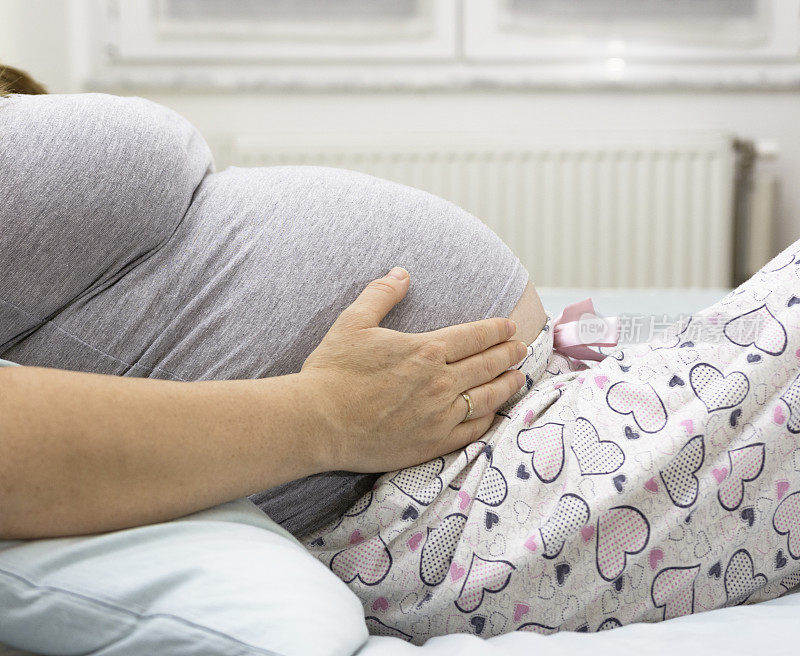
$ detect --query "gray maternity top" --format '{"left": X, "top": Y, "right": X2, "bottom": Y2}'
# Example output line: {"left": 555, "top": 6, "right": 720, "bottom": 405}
{"left": 0, "top": 93, "right": 528, "bottom": 537}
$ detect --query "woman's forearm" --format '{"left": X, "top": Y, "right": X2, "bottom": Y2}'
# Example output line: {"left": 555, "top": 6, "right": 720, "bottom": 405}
{"left": 0, "top": 366, "right": 329, "bottom": 539}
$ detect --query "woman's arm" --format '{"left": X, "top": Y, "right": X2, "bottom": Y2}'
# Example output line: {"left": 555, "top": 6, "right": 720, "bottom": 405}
{"left": 0, "top": 269, "right": 527, "bottom": 539}
{"left": 0, "top": 365, "right": 328, "bottom": 539}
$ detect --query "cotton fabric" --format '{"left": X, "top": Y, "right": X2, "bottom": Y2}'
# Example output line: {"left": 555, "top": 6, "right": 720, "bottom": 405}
{"left": 0, "top": 92, "right": 528, "bottom": 536}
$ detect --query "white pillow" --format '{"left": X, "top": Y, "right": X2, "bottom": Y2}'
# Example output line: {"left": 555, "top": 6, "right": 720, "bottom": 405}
{"left": 0, "top": 498, "right": 368, "bottom": 656}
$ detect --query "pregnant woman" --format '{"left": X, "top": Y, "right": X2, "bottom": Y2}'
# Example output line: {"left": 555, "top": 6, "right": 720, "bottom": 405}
{"left": 0, "top": 78, "right": 542, "bottom": 540}
{"left": 2, "top": 76, "right": 799, "bottom": 643}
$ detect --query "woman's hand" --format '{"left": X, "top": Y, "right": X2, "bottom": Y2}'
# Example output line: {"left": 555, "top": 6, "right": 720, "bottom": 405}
{"left": 301, "top": 267, "right": 527, "bottom": 473}
{"left": 0, "top": 265, "right": 526, "bottom": 539}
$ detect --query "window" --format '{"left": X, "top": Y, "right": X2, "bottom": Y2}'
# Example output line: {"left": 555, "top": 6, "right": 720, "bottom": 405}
{"left": 157, "top": 0, "right": 428, "bottom": 39}
{"left": 464, "top": 0, "right": 798, "bottom": 60}
{"left": 505, "top": 0, "right": 769, "bottom": 48}
{"left": 83, "top": 0, "right": 800, "bottom": 90}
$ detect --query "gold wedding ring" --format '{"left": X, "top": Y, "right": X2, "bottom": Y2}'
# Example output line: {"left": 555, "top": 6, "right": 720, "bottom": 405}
{"left": 460, "top": 391, "right": 474, "bottom": 423}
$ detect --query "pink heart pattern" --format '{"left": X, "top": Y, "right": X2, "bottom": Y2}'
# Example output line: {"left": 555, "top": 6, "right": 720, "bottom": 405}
{"left": 450, "top": 562, "right": 466, "bottom": 581}
{"left": 517, "top": 422, "right": 565, "bottom": 483}
{"left": 513, "top": 603, "right": 530, "bottom": 622}
{"left": 372, "top": 597, "right": 389, "bottom": 612}
{"left": 718, "top": 443, "right": 765, "bottom": 511}
{"left": 455, "top": 554, "right": 515, "bottom": 613}
{"left": 596, "top": 506, "right": 650, "bottom": 581}
{"left": 648, "top": 548, "right": 664, "bottom": 570}
{"left": 712, "top": 467, "right": 728, "bottom": 484}
{"left": 407, "top": 532, "right": 423, "bottom": 551}
{"left": 773, "top": 491, "right": 800, "bottom": 559}
{"left": 606, "top": 382, "right": 668, "bottom": 433}
{"left": 331, "top": 534, "right": 392, "bottom": 586}
{"left": 774, "top": 404, "right": 787, "bottom": 425}
{"left": 724, "top": 305, "right": 787, "bottom": 356}
{"left": 651, "top": 565, "right": 700, "bottom": 619}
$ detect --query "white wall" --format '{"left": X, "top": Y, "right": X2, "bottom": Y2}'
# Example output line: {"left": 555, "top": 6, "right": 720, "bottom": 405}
{"left": 2, "top": 0, "right": 798, "bottom": 255}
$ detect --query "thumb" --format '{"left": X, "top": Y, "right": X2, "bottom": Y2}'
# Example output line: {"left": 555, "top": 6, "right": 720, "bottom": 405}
{"left": 339, "top": 267, "right": 410, "bottom": 329}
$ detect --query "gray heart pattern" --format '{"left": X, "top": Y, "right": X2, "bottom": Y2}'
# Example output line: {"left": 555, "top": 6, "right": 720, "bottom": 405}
{"left": 344, "top": 491, "right": 373, "bottom": 517}
{"left": 540, "top": 493, "right": 590, "bottom": 559}
{"left": 780, "top": 571, "right": 800, "bottom": 591}
{"left": 690, "top": 363, "right": 749, "bottom": 412}
{"left": 780, "top": 373, "right": 800, "bottom": 434}
{"left": 390, "top": 458, "right": 444, "bottom": 505}
{"left": 724, "top": 304, "right": 787, "bottom": 356}
{"left": 571, "top": 417, "right": 625, "bottom": 476}
{"left": 420, "top": 513, "right": 467, "bottom": 586}
{"left": 517, "top": 422, "right": 565, "bottom": 483}
{"left": 717, "top": 443, "right": 765, "bottom": 511}
{"left": 660, "top": 435, "right": 705, "bottom": 509}
{"left": 724, "top": 549, "right": 766, "bottom": 605}
{"left": 474, "top": 464, "right": 508, "bottom": 507}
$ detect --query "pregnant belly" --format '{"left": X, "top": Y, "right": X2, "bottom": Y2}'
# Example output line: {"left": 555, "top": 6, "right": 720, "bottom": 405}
{"left": 4, "top": 165, "right": 528, "bottom": 536}
{"left": 8, "top": 165, "right": 527, "bottom": 381}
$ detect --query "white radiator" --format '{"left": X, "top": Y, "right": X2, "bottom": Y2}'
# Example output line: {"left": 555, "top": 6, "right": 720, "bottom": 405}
{"left": 220, "top": 131, "right": 743, "bottom": 287}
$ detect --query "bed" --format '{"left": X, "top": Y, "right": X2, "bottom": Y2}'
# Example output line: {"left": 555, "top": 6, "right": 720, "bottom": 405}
{"left": 2, "top": 287, "right": 797, "bottom": 656}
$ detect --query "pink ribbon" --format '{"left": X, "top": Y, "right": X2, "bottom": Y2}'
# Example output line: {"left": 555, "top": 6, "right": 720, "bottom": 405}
{"left": 552, "top": 298, "right": 620, "bottom": 370}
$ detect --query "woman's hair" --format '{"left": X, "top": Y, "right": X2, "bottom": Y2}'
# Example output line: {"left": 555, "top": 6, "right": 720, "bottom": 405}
{"left": 0, "top": 64, "right": 48, "bottom": 96}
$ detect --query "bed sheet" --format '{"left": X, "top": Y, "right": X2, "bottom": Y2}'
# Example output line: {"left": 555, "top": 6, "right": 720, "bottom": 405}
{"left": 359, "top": 586, "right": 800, "bottom": 655}
{"left": 3, "top": 589, "right": 798, "bottom": 656}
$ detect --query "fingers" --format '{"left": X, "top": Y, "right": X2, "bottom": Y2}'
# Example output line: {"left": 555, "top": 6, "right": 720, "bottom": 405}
{"left": 427, "top": 317, "right": 517, "bottom": 364}
{"left": 447, "top": 369, "right": 525, "bottom": 427}
{"left": 336, "top": 268, "right": 410, "bottom": 330}
{"left": 445, "top": 413, "right": 498, "bottom": 451}
{"left": 449, "top": 339, "right": 528, "bottom": 394}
